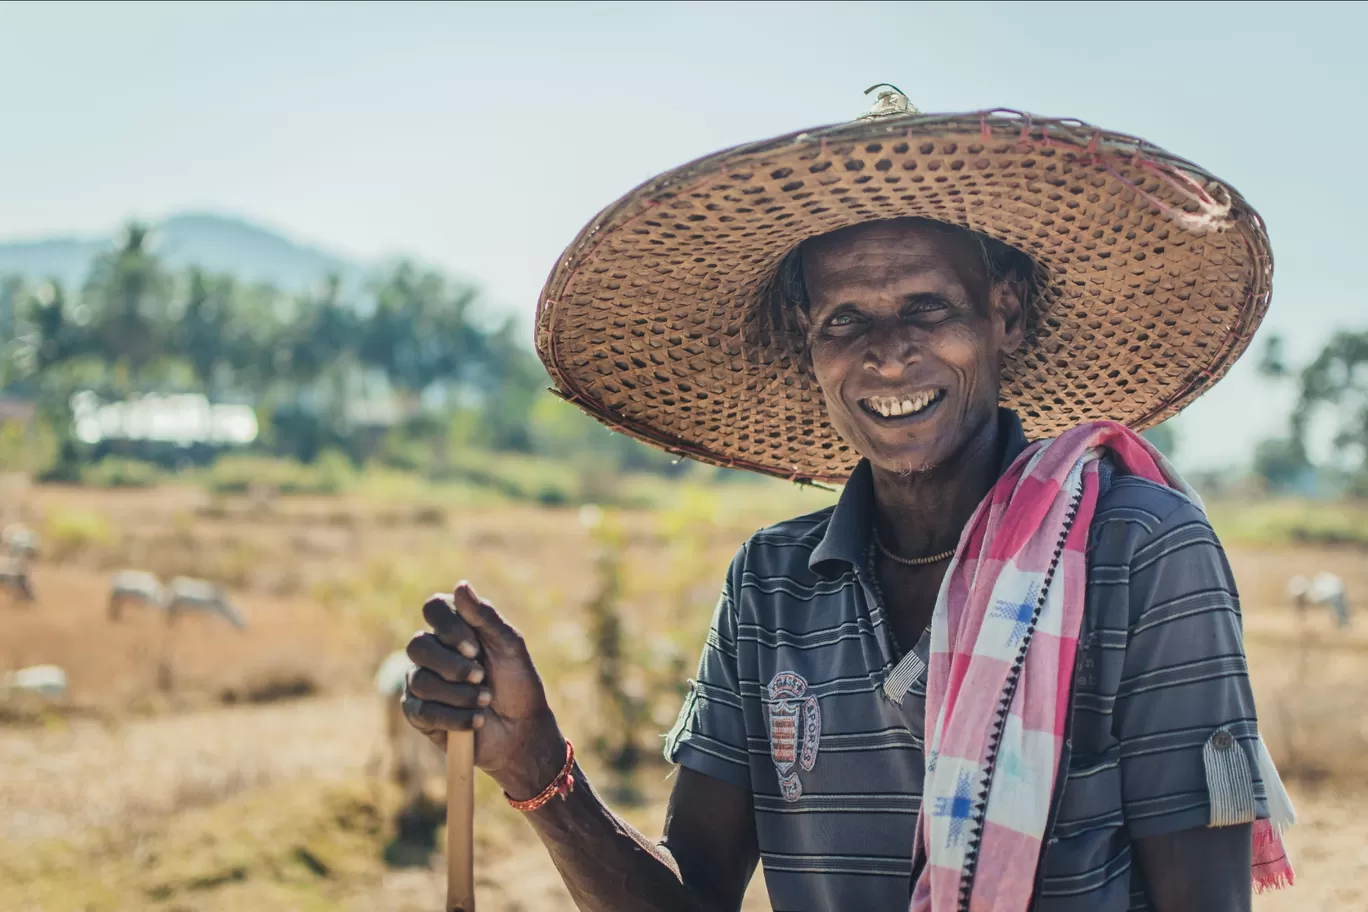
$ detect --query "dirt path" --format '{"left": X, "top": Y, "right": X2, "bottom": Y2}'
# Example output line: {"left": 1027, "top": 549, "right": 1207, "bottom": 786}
{"left": 0, "top": 694, "right": 380, "bottom": 845}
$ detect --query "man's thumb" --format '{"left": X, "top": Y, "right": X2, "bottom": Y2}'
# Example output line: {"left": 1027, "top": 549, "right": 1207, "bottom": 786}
{"left": 451, "top": 581, "right": 505, "bottom": 636}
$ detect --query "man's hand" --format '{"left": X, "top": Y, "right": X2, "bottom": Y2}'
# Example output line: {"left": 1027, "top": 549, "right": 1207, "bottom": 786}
{"left": 402, "top": 584, "right": 759, "bottom": 912}
{"left": 402, "top": 581, "right": 567, "bottom": 799}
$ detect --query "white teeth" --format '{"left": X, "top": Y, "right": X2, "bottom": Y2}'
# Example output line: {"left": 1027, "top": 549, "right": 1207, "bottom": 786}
{"left": 864, "top": 391, "right": 939, "bottom": 418}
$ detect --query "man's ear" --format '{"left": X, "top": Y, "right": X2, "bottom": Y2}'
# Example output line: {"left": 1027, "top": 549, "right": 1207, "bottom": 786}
{"left": 993, "top": 276, "right": 1027, "bottom": 356}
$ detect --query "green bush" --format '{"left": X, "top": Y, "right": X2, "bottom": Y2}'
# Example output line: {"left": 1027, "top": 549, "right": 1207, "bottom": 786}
{"left": 201, "top": 450, "right": 354, "bottom": 495}
{"left": 80, "top": 458, "right": 162, "bottom": 488}
{"left": 0, "top": 418, "right": 60, "bottom": 476}
{"left": 44, "top": 509, "right": 115, "bottom": 560}
{"left": 1207, "top": 498, "right": 1368, "bottom": 548}
{"left": 374, "top": 432, "right": 429, "bottom": 473}
{"left": 431, "top": 447, "right": 581, "bottom": 504}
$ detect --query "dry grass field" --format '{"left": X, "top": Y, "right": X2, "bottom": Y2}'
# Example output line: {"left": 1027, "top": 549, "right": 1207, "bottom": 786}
{"left": 2, "top": 474, "right": 1367, "bottom": 911}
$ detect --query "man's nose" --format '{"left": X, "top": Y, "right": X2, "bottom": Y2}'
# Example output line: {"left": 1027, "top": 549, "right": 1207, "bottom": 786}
{"left": 863, "top": 324, "right": 921, "bottom": 379}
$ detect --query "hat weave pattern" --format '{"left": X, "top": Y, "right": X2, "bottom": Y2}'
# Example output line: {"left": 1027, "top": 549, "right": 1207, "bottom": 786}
{"left": 536, "top": 110, "right": 1272, "bottom": 483}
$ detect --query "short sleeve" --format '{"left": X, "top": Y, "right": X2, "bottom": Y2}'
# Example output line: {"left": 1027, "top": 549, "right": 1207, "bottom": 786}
{"left": 1113, "top": 501, "right": 1269, "bottom": 839}
{"left": 663, "top": 548, "right": 752, "bottom": 790}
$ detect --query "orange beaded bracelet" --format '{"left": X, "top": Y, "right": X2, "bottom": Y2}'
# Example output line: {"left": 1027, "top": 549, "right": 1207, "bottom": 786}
{"left": 504, "top": 740, "right": 576, "bottom": 812}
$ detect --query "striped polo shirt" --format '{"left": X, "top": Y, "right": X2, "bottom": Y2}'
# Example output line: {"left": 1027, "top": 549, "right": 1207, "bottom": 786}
{"left": 664, "top": 410, "right": 1269, "bottom": 911}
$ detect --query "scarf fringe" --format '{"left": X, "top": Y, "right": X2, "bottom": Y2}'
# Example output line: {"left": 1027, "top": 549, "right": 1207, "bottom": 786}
{"left": 1253, "top": 857, "right": 1296, "bottom": 894}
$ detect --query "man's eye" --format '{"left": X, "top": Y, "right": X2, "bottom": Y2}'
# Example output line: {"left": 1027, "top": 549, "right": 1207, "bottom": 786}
{"left": 907, "top": 299, "right": 951, "bottom": 315}
{"left": 827, "top": 313, "right": 858, "bottom": 327}
{"left": 903, "top": 302, "right": 953, "bottom": 323}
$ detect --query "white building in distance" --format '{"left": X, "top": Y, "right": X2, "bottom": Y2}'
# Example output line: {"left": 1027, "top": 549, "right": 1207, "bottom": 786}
{"left": 70, "top": 391, "right": 258, "bottom": 447}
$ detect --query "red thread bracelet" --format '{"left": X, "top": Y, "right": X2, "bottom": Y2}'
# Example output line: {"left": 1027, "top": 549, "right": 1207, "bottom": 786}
{"left": 504, "top": 740, "right": 576, "bottom": 812}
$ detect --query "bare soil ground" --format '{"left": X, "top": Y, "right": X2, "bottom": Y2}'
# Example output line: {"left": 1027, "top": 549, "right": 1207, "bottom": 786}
{"left": 2, "top": 481, "right": 1366, "bottom": 910}
{"left": 0, "top": 694, "right": 378, "bottom": 845}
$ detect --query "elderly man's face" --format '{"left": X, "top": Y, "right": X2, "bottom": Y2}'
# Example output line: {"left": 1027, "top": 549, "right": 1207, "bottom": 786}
{"left": 801, "top": 219, "right": 1025, "bottom": 475}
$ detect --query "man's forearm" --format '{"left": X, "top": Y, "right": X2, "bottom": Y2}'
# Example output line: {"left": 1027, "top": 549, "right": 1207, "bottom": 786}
{"left": 1136, "top": 824, "right": 1252, "bottom": 912}
{"left": 511, "top": 762, "right": 714, "bottom": 912}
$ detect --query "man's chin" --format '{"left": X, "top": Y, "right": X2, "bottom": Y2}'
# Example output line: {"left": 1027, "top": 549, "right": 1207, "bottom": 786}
{"left": 862, "top": 442, "right": 942, "bottom": 477}
{"left": 833, "top": 415, "right": 952, "bottom": 476}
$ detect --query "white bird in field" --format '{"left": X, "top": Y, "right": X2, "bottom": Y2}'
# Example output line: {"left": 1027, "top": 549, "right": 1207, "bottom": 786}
{"left": 107, "top": 571, "right": 246, "bottom": 628}
{"left": 374, "top": 649, "right": 414, "bottom": 699}
{"left": 108, "top": 570, "right": 166, "bottom": 620}
{"left": 373, "top": 649, "right": 442, "bottom": 805}
{"left": 1287, "top": 572, "right": 1350, "bottom": 628}
{"left": 2, "top": 524, "right": 39, "bottom": 560}
{"left": 0, "top": 555, "right": 34, "bottom": 603}
{"left": 166, "top": 576, "right": 247, "bottom": 629}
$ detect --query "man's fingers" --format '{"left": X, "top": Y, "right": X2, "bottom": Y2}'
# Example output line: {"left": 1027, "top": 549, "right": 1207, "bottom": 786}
{"left": 422, "top": 594, "right": 481, "bottom": 659}
{"left": 402, "top": 691, "right": 485, "bottom": 732}
{"left": 408, "top": 668, "right": 490, "bottom": 709}
{"left": 406, "top": 632, "right": 485, "bottom": 684}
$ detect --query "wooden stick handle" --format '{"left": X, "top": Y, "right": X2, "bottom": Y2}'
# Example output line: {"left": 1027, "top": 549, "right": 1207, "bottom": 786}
{"left": 446, "top": 729, "right": 476, "bottom": 912}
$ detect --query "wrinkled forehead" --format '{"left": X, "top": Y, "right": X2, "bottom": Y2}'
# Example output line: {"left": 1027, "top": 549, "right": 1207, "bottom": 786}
{"left": 800, "top": 217, "right": 990, "bottom": 302}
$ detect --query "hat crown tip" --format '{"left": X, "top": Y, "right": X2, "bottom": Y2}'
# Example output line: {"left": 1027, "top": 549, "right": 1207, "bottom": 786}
{"left": 859, "top": 83, "right": 921, "bottom": 120}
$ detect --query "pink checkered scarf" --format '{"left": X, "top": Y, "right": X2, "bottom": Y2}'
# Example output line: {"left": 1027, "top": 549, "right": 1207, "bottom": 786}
{"left": 909, "top": 421, "right": 1294, "bottom": 912}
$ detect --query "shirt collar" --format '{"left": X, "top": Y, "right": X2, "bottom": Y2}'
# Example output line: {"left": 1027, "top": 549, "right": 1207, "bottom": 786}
{"left": 807, "top": 407, "right": 1031, "bottom": 579}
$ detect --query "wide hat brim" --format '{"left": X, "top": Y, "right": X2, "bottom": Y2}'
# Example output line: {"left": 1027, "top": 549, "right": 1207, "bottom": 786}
{"left": 535, "top": 107, "right": 1272, "bottom": 484}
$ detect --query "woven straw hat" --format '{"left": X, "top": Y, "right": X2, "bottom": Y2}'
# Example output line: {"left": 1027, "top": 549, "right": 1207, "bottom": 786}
{"left": 535, "top": 87, "right": 1272, "bottom": 483}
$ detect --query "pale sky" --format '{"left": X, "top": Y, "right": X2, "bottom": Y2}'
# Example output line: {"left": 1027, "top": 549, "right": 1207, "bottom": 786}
{"left": 1, "top": 0, "right": 1364, "bottom": 470}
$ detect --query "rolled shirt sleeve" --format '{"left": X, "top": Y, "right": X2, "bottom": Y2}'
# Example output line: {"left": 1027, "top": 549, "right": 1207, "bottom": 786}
{"left": 664, "top": 547, "right": 752, "bottom": 790}
{"left": 1113, "top": 500, "right": 1269, "bottom": 839}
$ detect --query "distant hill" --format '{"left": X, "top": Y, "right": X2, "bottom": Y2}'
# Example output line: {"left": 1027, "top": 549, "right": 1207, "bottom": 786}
{"left": 0, "top": 213, "right": 369, "bottom": 292}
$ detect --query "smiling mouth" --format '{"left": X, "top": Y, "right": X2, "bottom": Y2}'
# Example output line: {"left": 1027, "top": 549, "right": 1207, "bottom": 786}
{"left": 858, "top": 389, "right": 946, "bottom": 420}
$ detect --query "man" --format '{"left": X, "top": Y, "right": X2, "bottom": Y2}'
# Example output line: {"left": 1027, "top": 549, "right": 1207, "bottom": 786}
{"left": 401, "top": 88, "right": 1294, "bottom": 910}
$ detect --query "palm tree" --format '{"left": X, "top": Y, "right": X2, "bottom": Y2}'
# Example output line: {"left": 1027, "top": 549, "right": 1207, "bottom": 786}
{"left": 82, "top": 222, "right": 173, "bottom": 389}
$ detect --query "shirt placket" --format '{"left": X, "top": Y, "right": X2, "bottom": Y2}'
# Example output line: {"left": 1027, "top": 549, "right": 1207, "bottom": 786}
{"left": 854, "top": 543, "right": 901, "bottom": 671}
{"left": 855, "top": 543, "right": 932, "bottom": 716}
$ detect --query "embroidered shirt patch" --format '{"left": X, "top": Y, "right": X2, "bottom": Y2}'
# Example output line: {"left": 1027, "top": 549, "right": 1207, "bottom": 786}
{"left": 767, "top": 671, "right": 822, "bottom": 801}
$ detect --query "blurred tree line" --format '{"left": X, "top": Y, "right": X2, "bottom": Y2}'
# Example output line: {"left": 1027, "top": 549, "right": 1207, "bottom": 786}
{"left": 0, "top": 222, "right": 681, "bottom": 482}
{"left": 1255, "top": 330, "right": 1368, "bottom": 496}
{"left": 2, "top": 220, "right": 1363, "bottom": 499}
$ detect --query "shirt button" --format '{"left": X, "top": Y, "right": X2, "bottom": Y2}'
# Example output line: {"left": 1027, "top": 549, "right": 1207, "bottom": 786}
{"left": 1211, "top": 730, "right": 1236, "bottom": 751}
